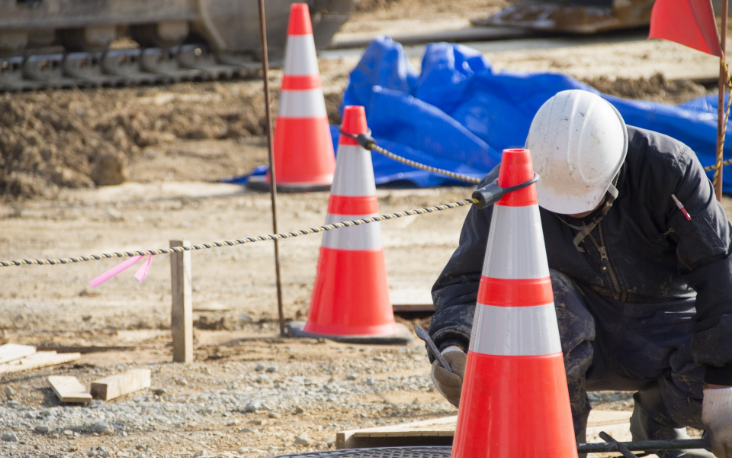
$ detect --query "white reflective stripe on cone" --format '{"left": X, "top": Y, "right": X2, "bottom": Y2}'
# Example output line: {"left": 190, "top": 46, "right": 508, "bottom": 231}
{"left": 470, "top": 302, "right": 562, "bottom": 356}
{"left": 278, "top": 89, "right": 327, "bottom": 118}
{"left": 482, "top": 205, "right": 550, "bottom": 280}
{"left": 284, "top": 35, "right": 319, "bottom": 76}
{"left": 322, "top": 213, "right": 383, "bottom": 251}
{"left": 331, "top": 144, "right": 377, "bottom": 197}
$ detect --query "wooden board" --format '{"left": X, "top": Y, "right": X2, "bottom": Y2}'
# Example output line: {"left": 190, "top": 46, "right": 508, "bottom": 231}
{"left": 0, "top": 351, "right": 80, "bottom": 374}
{"left": 390, "top": 290, "right": 435, "bottom": 314}
{"left": 48, "top": 376, "right": 92, "bottom": 403}
{"left": 0, "top": 343, "right": 36, "bottom": 364}
{"left": 91, "top": 369, "right": 151, "bottom": 401}
{"left": 337, "top": 410, "right": 632, "bottom": 449}
{"left": 36, "top": 345, "right": 134, "bottom": 354}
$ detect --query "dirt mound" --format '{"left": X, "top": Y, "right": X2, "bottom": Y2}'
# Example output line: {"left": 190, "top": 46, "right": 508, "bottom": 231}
{"left": 0, "top": 83, "right": 275, "bottom": 201}
{"left": 0, "top": 95, "right": 101, "bottom": 200}
{"left": 582, "top": 73, "right": 711, "bottom": 105}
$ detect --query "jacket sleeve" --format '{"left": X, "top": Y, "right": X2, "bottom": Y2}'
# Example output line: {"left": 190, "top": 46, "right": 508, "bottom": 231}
{"left": 428, "top": 167, "right": 499, "bottom": 353}
{"left": 666, "top": 149, "right": 732, "bottom": 385}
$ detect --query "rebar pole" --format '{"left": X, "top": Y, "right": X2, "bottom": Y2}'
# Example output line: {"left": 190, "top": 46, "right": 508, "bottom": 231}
{"left": 257, "top": 0, "right": 286, "bottom": 336}
{"left": 716, "top": 0, "right": 728, "bottom": 202}
{"left": 578, "top": 438, "right": 710, "bottom": 454}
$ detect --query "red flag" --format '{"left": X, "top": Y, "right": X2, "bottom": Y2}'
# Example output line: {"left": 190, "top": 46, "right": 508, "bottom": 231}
{"left": 649, "top": 0, "right": 723, "bottom": 58}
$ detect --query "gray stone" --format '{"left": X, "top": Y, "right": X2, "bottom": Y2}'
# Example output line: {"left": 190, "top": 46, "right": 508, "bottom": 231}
{"left": 2, "top": 432, "right": 18, "bottom": 442}
{"left": 244, "top": 401, "right": 258, "bottom": 413}
{"left": 294, "top": 405, "right": 305, "bottom": 415}
{"left": 91, "top": 422, "right": 114, "bottom": 435}
{"left": 294, "top": 435, "right": 312, "bottom": 446}
{"left": 256, "top": 375, "right": 270, "bottom": 384}
{"left": 346, "top": 374, "right": 357, "bottom": 381}
{"left": 254, "top": 363, "right": 265, "bottom": 372}
{"left": 5, "top": 386, "right": 15, "bottom": 399}
{"left": 35, "top": 425, "right": 50, "bottom": 434}
{"left": 151, "top": 388, "right": 165, "bottom": 396}
{"left": 266, "top": 365, "right": 277, "bottom": 373}
{"left": 268, "top": 412, "right": 280, "bottom": 419}
{"left": 6, "top": 400, "right": 18, "bottom": 408}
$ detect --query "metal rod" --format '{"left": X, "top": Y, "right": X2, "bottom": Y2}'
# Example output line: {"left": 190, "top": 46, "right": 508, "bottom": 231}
{"left": 716, "top": 0, "right": 728, "bottom": 202}
{"left": 578, "top": 438, "right": 710, "bottom": 454}
{"left": 257, "top": 0, "right": 286, "bottom": 337}
{"left": 599, "top": 432, "right": 638, "bottom": 458}
{"left": 414, "top": 325, "right": 453, "bottom": 374}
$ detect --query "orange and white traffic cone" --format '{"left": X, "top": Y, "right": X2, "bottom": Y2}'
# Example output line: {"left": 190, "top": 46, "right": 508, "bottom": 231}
{"left": 287, "top": 106, "right": 412, "bottom": 344}
{"left": 248, "top": 3, "right": 336, "bottom": 193}
{"left": 451, "top": 149, "right": 577, "bottom": 458}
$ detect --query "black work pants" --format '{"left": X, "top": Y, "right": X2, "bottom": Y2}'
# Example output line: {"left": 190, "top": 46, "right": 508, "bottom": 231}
{"left": 551, "top": 270, "right": 706, "bottom": 447}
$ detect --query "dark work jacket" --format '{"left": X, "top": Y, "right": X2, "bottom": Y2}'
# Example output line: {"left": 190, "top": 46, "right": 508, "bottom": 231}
{"left": 429, "top": 126, "right": 732, "bottom": 384}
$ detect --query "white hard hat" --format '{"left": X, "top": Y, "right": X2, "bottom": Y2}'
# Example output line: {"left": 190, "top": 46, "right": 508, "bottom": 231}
{"left": 526, "top": 90, "right": 627, "bottom": 215}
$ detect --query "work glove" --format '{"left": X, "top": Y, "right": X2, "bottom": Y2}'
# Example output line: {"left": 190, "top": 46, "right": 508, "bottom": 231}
{"left": 702, "top": 387, "right": 732, "bottom": 458}
{"left": 430, "top": 346, "right": 467, "bottom": 408}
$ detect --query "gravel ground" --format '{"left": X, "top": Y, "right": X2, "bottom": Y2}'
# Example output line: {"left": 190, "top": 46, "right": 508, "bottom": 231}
{"left": 0, "top": 331, "right": 635, "bottom": 458}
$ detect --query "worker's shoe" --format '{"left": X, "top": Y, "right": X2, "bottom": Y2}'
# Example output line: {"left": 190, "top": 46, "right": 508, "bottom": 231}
{"left": 631, "top": 389, "right": 715, "bottom": 458}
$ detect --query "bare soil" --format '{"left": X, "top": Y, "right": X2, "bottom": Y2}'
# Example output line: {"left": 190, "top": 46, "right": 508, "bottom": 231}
{"left": 581, "top": 73, "right": 715, "bottom": 105}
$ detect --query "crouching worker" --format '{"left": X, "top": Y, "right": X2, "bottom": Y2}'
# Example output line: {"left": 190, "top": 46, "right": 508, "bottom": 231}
{"left": 428, "top": 90, "right": 732, "bottom": 458}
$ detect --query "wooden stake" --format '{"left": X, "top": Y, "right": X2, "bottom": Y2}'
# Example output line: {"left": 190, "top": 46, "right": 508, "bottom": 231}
{"left": 257, "top": 0, "right": 286, "bottom": 336}
{"left": 170, "top": 240, "right": 193, "bottom": 363}
{"left": 717, "top": 0, "right": 728, "bottom": 202}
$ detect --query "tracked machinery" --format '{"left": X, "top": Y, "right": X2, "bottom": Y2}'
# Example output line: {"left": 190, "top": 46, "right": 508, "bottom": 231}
{"left": 474, "top": 0, "right": 656, "bottom": 34}
{"left": 0, "top": 0, "right": 353, "bottom": 92}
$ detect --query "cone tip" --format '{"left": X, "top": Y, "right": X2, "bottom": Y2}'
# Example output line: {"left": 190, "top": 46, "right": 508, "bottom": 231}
{"left": 340, "top": 106, "right": 368, "bottom": 146}
{"left": 288, "top": 3, "right": 313, "bottom": 36}
{"left": 497, "top": 148, "right": 538, "bottom": 206}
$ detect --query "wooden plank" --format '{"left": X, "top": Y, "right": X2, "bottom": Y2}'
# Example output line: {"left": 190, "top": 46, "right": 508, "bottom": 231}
{"left": 392, "top": 304, "right": 435, "bottom": 313}
{"left": 48, "top": 376, "right": 92, "bottom": 403}
{"left": 0, "top": 351, "right": 80, "bottom": 374}
{"left": 170, "top": 239, "right": 193, "bottom": 363}
{"left": 390, "top": 290, "right": 435, "bottom": 314}
{"left": 336, "top": 410, "right": 632, "bottom": 449}
{"left": 91, "top": 369, "right": 151, "bottom": 401}
{"left": 37, "top": 345, "right": 134, "bottom": 354}
{"left": 0, "top": 343, "right": 36, "bottom": 364}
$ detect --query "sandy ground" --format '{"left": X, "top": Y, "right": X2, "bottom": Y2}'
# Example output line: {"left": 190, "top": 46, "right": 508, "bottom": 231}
{"left": 2, "top": 1, "right": 731, "bottom": 456}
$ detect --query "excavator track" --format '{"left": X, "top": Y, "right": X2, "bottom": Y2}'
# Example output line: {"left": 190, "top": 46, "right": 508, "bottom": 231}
{"left": 0, "top": 44, "right": 265, "bottom": 92}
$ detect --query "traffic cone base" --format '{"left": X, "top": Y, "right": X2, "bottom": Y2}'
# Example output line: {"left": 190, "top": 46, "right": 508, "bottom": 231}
{"left": 452, "top": 352, "right": 576, "bottom": 458}
{"left": 306, "top": 247, "right": 391, "bottom": 334}
{"left": 287, "top": 105, "right": 412, "bottom": 345}
{"left": 247, "top": 116, "right": 335, "bottom": 192}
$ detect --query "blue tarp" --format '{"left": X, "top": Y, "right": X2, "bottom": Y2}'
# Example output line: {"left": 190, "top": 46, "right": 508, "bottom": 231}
{"left": 230, "top": 36, "right": 732, "bottom": 192}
